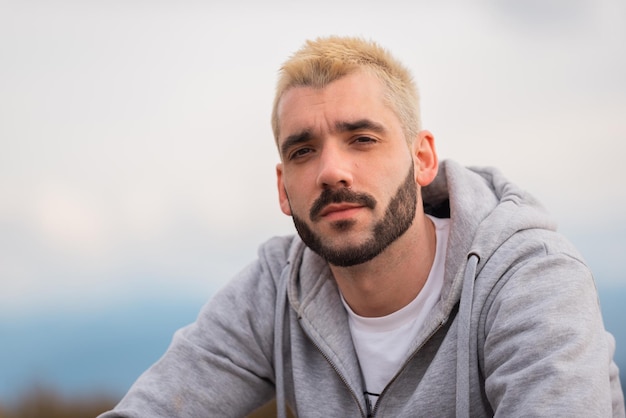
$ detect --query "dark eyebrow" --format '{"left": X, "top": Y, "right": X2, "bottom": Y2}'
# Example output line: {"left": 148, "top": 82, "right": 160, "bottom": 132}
{"left": 279, "top": 119, "right": 385, "bottom": 158}
{"left": 335, "top": 119, "right": 386, "bottom": 134}
{"left": 280, "top": 130, "right": 312, "bottom": 159}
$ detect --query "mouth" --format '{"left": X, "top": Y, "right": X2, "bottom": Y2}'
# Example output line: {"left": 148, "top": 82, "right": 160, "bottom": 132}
{"left": 309, "top": 189, "right": 377, "bottom": 221}
{"left": 318, "top": 203, "right": 365, "bottom": 220}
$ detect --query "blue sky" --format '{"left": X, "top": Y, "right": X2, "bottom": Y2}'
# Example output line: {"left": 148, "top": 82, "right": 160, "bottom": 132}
{"left": 0, "top": 0, "right": 625, "bottom": 398}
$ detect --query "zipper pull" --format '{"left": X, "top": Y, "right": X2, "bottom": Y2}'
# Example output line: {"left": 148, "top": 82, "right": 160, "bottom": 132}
{"left": 365, "top": 392, "right": 373, "bottom": 417}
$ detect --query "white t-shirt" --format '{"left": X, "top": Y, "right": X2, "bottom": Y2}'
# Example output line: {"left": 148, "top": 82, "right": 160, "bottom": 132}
{"left": 341, "top": 215, "right": 450, "bottom": 410}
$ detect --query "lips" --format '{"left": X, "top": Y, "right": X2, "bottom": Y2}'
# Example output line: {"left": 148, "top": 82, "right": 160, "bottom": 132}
{"left": 309, "top": 188, "right": 377, "bottom": 221}
{"left": 319, "top": 203, "right": 364, "bottom": 218}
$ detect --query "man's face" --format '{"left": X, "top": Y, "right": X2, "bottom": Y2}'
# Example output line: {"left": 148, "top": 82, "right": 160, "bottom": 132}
{"left": 275, "top": 71, "right": 419, "bottom": 267}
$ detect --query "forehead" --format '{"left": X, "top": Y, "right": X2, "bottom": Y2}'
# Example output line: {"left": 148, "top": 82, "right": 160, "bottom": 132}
{"left": 276, "top": 71, "right": 396, "bottom": 142}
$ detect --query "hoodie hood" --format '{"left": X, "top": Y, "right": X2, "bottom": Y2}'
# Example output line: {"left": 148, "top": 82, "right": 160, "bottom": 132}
{"left": 423, "top": 160, "right": 558, "bottom": 312}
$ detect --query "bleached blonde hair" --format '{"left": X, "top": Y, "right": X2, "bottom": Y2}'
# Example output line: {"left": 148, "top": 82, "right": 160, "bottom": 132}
{"left": 271, "top": 36, "right": 421, "bottom": 144}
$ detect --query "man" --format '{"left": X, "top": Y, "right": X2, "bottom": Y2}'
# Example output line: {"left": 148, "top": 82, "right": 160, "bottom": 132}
{"left": 99, "top": 36, "right": 624, "bottom": 417}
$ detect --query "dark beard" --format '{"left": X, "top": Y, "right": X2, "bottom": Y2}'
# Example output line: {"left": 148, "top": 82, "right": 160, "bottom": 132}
{"left": 291, "top": 165, "right": 417, "bottom": 267}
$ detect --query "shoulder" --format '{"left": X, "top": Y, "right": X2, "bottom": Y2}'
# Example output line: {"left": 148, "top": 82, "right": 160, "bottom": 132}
{"left": 258, "top": 235, "right": 299, "bottom": 262}
{"left": 256, "top": 234, "right": 303, "bottom": 275}
{"left": 476, "top": 228, "right": 595, "bottom": 326}
{"left": 499, "top": 228, "right": 589, "bottom": 278}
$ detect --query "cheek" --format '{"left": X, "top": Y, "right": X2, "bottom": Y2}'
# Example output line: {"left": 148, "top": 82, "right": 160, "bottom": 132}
{"left": 282, "top": 171, "right": 316, "bottom": 208}
{"left": 380, "top": 163, "right": 415, "bottom": 198}
{"left": 285, "top": 189, "right": 310, "bottom": 215}
{"left": 280, "top": 181, "right": 309, "bottom": 217}
{"left": 279, "top": 193, "right": 292, "bottom": 216}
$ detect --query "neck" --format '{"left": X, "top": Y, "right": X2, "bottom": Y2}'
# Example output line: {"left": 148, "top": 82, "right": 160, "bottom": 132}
{"left": 330, "top": 212, "right": 436, "bottom": 317}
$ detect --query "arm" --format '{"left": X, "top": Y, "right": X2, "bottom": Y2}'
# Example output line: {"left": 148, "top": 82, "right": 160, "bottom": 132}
{"left": 98, "top": 251, "right": 283, "bottom": 417}
{"left": 483, "top": 253, "right": 622, "bottom": 416}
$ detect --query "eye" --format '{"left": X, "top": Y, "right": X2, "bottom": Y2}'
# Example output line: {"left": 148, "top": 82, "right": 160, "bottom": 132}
{"left": 353, "top": 136, "right": 377, "bottom": 144}
{"left": 289, "top": 147, "right": 314, "bottom": 160}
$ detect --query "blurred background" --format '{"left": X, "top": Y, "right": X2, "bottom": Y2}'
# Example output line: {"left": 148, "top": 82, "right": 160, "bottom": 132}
{"left": 1, "top": 0, "right": 624, "bottom": 415}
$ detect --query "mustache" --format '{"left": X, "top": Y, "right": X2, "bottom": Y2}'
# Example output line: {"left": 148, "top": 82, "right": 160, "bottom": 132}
{"left": 309, "top": 188, "right": 377, "bottom": 221}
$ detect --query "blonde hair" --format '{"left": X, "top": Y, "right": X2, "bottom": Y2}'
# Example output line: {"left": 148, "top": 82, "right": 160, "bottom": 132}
{"left": 271, "top": 36, "right": 421, "bottom": 144}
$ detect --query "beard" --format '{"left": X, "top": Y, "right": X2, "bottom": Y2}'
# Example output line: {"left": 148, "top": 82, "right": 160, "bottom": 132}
{"left": 291, "top": 165, "right": 417, "bottom": 267}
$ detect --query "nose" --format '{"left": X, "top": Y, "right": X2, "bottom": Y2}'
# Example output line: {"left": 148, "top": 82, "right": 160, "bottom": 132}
{"left": 315, "top": 143, "right": 353, "bottom": 189}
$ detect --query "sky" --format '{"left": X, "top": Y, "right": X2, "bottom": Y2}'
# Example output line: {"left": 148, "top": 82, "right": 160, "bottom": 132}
{"left": 1, "top": 0, "right": 625, "bottom": 323}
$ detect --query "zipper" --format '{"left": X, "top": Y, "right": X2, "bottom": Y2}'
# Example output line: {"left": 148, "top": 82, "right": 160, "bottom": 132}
{"left": 369, "top": 315, "right": 450, "bottom": 417}
{"left": 302, "top": 322, "right": 367, "bottom": 418}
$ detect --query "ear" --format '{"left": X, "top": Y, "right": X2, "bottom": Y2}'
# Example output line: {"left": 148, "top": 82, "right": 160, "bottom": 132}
{"left": 276, "top": 163, "right": 292, "bottom": 216}
{"left": 412, "top": 130, "right": 438, "bottom": 187}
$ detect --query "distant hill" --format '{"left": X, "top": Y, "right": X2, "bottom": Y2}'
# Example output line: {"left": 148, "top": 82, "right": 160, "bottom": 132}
{"left": 0, "top": 296, "right": 204, "bottom": 403}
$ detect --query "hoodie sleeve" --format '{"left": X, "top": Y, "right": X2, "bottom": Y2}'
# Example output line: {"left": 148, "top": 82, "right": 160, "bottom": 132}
{"left": 482, "top": 250, "right": 622, "bottom": 417}
{"left": 98, "top": 238, "right": 291, "bottom": 418}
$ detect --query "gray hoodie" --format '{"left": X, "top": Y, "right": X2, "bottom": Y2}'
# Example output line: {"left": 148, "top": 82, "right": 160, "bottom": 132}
{"left": 99, "top": 160, "right": 624, "bottom": 417}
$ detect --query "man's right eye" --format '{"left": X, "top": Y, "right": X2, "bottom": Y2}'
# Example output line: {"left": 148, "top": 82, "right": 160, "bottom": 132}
{"left": 289, "top": 147, "right": 313, "bottom": 160}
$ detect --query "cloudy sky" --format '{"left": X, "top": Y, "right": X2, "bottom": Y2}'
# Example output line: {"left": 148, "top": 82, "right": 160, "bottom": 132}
{"left": 1, "top": 0, "right": 625, "bottom": 318}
